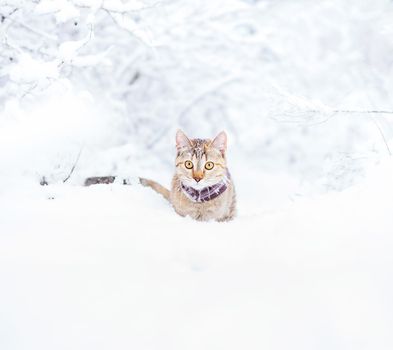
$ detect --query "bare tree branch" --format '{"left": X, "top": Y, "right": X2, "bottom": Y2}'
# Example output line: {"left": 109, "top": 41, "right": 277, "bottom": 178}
{"left": 371, "top": 118, "right": 392, "bottom": 156}
{"left": 63, "top": 148, "right": 83, "bottom": 183}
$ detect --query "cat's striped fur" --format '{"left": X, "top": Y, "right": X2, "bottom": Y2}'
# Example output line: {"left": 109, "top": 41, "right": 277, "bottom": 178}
{"left": 140, "top": 130, "right": 236, "bottom": 222}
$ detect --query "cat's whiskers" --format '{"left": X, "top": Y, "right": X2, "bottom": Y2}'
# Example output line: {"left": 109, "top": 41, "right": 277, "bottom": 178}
{"left": 172, "top": 130, "right": 236, "bottom": 220}
{"left": 140, "top": 130, "right": 236, "bottom": 221}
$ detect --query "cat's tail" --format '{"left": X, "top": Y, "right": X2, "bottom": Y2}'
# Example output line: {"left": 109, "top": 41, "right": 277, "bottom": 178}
{"left": 139, "top": 177, "right": 171, "bottom": 202}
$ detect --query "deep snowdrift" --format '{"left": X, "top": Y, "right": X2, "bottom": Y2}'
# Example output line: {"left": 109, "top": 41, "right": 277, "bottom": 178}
{"left": 1, "top": 159, "right": 392, "bottom": 350}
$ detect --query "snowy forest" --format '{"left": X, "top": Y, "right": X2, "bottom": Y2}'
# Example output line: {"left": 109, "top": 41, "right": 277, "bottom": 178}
{"left": 1, "top": 0, "right": 393, "bottom": 349}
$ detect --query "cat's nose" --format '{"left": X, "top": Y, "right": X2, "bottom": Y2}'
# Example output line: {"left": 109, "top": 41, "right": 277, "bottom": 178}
{"left": 193, "top": 172, "right": 204, "bottom": 182}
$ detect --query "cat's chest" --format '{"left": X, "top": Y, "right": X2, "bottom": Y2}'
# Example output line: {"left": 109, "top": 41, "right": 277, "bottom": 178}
{"left": 171, "top": 182, "right": 231, "bottom": 221}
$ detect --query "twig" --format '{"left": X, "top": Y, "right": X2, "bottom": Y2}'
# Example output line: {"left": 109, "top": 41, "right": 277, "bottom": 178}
{"left": 63, "top": 148, "right": 83, "bottom": 183}
{"left": 178, "top": 78, "right": 241, "bottom": 123}
{"left": 371, "top": 118, "right": 392, "bottom": 156}
{"left": 271, "top": 108, "right": 393, "bottom": 125}
{"left": 4, "top": 16, "right": 58, "bottom": 41}
{"left": 322, "top": 109, "right": 393, "bottom": 115}
{"left": 145, "top": 78, "right": 241, "bottom": 149}
{"left": 272, "top": 108, "right": 393, "bottom": 156}
{"left": 75, "top": 2, "right": 163, "bottom": 15}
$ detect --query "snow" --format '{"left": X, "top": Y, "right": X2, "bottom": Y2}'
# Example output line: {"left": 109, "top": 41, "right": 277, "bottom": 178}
{"left": 1, "top": 0, "right": 393, "bottom": 348}
{"left": 35, "top": 0, "right": 80, "bottom": 23}
{"left": 3, "top": 53, "right": 59, "bottom": 83}
{"left": 1, "top": 160, "right": 393, "bottom": 350}
{"left": 58, "top": 36, "right": 92, "bottom": 62}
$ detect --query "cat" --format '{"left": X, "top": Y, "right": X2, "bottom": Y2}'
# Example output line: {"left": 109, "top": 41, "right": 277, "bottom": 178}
{"left": 140, "top": 130, "right": 236, "bottom": 222}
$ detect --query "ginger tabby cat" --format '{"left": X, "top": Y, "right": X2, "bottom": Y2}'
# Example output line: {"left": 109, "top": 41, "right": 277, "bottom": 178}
{"left": 140, "top": 130, "right": 236, "bottom": 222}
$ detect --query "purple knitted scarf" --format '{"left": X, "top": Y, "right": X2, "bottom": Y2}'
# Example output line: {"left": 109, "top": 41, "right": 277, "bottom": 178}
{"left": 181, "top": 171, "right": 230, "bottom": 203}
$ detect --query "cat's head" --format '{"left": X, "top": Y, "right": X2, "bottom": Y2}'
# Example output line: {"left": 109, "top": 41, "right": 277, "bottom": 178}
{"left": 175, "top": 130, "right": 228, "bottom": 189}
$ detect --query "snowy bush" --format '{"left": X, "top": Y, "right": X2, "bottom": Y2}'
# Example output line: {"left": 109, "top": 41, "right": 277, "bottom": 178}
{"left": 1, "top": 0, "right": 393, "bottom": 189}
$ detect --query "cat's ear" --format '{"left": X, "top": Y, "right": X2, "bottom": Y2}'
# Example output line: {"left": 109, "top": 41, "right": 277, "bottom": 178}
{"left": 176, "top": 129, "right": 191, "bottom": 150}
{"left": 211, "top": 131, "right": 227, "bottom": 155}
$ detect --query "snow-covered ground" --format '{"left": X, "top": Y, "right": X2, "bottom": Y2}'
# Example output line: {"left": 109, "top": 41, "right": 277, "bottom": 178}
{"left": 1, "top": 0, "right": 393, "bottom": 349}
{"left": 1, "top": 159, "right": 393, "bottom": 350}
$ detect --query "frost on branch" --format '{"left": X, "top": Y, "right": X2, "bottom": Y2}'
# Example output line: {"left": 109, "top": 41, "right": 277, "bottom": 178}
{"left": 0, "top": 0, "right": 393, "bottom": 189}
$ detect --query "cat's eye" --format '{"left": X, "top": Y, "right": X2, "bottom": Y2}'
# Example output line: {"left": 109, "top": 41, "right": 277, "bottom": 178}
{"left": 184, "top": 160, "right": 193, "bottom": 169}
{"left": 205, "top": 161, "right": 214, "bottom": 170}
